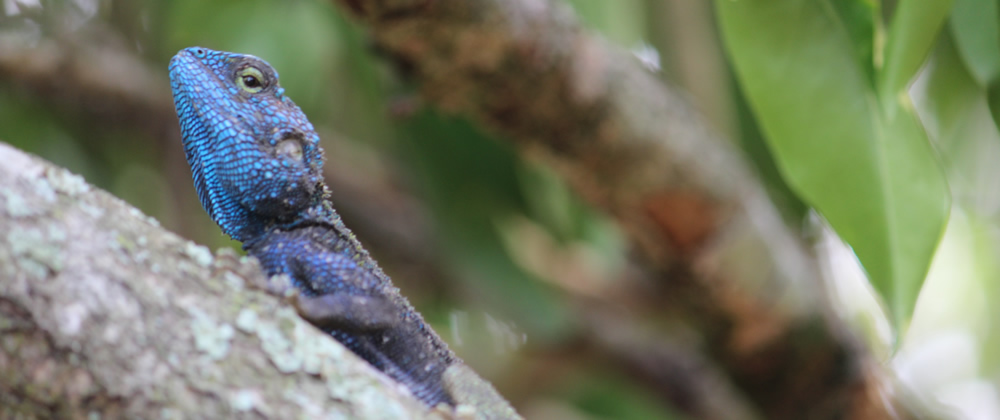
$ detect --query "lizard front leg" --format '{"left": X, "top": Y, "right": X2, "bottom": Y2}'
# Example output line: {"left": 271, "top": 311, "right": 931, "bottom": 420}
{"left": 292, "top": 290, "right": 399, "bottom": 332}
{"left": 251, "top": 235, "right": 401, "bottom": 333}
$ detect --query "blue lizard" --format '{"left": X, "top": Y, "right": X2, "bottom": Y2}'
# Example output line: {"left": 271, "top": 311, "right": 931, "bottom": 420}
{"left": 168, "top": 46, "right": 457, "bottom": 406}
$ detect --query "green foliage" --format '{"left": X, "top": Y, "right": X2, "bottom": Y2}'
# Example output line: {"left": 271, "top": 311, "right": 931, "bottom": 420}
{"left": 949, "top": 0, "right": 1000, "bottom": 86}
{"left": 950, "top": 0, "right": 1000, "bottom": 134}
{"left": 915, "top": 29, "right": 1000, "bottom": 378}
{"left": 879, "top": 0, "right": 955, "bottom": 102}
{"left": 716, "top": 0, "right": 951, "bottom": 335}
{"left": 563, "top": 0, "right": 648, "bottom": 47}
{"left": 560, "top": 369, "right": 685, "bottom": 420}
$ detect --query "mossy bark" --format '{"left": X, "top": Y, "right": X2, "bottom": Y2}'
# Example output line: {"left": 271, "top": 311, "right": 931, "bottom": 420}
{"left": 0, "top": 142, "right": 442, "bottom": 419}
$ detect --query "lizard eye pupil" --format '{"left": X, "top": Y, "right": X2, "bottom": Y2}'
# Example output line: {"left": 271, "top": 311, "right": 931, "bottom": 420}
{"left": 243, "top": 75, "right": 260, "bottom": 88}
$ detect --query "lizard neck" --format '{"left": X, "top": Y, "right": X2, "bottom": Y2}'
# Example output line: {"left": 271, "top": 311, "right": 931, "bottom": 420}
{"left": 241, "top": 199, "right": 384, "bottom": 278}
{"left": 240, "top": 201, "right": 345, "bottom": 250}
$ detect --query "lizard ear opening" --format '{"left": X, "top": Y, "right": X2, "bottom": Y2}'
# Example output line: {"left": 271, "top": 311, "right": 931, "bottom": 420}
{"left": 276, "top": 138, "right": 304, "bottom": 163}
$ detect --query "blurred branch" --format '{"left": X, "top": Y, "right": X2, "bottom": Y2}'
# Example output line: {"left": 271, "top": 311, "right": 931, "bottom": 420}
{"left": 578, "top": 306, "right": 756, "bottom": 420}
{"left": 0, "top": 34, "right": 201, "bottom": 237}
{"left": 0, "top": 34, "right": 174, "bottom": 135}
{"left": 328, "top": 0, "right": 913, "bottom": 418}
{"left": 0, "top": 142, "right": 435, "bottom": 419}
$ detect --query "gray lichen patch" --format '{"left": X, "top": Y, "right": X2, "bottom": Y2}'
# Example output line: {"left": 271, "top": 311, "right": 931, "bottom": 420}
{"left": 30, "top": 176, "right": 57, "bottom": 203}
{"left": 235, "top": 308, "right": 259, "bottom": 334}
{"left": 443, "top": 364, "right": 520, "bottom": 420}
{"left": 127, "top": 207, "right": 160, "bottom": 227}
{"left": 187, "top": 307, "right": 235, "bottom": 361}
{"left": 184, "top": 242, "right": 214, "bottom": 267}
{"left": 323, "top": 368, "right": 384, "bottom": 405}
{"left": 250, "top": 308, "right": 303, "bottom": 373}
{"left": 223, "top": 271, "right": 246, "bottom": 292}
{"left": 46, "top": 225, "right": 66, "bottom": 243}
{"left": 237, "top": 304, "right": 357, "bottom": 378}
{"left": 54, "top": 301, "right": 92, "bottom": 338}
{"left": 325, "top": 373, "right": 414, "bottom": 420}
{"left": 79, "top": 202, "right": 104, "bottom": 218}
{"left": 231, "top": 301, "right": 416, "bottom": 418}
{"left": 228, "top": 388, "right": 264, "bottom": 413}
{"left": 7, "top": 225, "right": 65, "bottom": 278}
{"left": 279, "top": 390, "right": 351, "bottom": 420}
{"left": 45, "top": 167, "right": 90, "bottom": 196}
{"left": 295, "top": 325, "right": 345, "bottom": 376}
{"left": 2, "top": 188, "right": 36, "bottom": 217}
{"left": 115, "top": 233, "right": 136, "bottom": 254}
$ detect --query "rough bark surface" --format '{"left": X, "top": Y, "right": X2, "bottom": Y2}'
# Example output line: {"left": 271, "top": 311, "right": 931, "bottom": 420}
{"left": 329, "top": 0, "right": 908, "bottom": 418}
{"left": 0, "top": 142, "right": 434, "bottom": 419}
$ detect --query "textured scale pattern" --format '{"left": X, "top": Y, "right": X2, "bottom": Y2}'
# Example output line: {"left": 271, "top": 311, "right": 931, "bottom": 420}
{"left": 169, "top": 47, "right": 455, "bottom": 406}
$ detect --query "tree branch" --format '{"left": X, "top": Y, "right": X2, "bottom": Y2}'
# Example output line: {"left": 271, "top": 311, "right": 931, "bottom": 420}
{"left": 329, "top": 0, "right": 909, "bottom": 418}
{"left": 0, "top": 142, "right": 438, "bottom": 419}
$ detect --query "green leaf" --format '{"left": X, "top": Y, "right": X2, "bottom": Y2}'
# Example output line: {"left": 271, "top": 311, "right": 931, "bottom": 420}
{"left": 879, "top": 0, "right": 956, "bottom": 102}
{"left": 921, "top": 30, "right": 988, "bottom": 158}
{"left": 716, "top": 0, "right": 950, "bottom": 333}
{"left": 950, "top": 0, "right": 1000, "bottom": 86}
{"left": 987, "top": 82, "right": 1000, "bottom": 134}
{"left": 563, "top": 0, "right": 647, "bottom": 47}
{"left": 830, "top": 0, "right": 877, "bottom": 89}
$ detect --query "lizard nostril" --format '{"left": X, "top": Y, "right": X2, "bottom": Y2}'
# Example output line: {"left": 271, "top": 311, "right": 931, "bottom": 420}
{"left": 193, "top": 48, "right": 206, "bottom": 57}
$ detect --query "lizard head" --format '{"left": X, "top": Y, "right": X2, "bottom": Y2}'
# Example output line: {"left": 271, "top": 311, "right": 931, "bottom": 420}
{"left": 169, "top": 47, "right": 326, "bottom": 242}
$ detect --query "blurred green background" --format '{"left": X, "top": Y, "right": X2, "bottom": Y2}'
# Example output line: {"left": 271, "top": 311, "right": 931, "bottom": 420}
{"left": 2, "top": 0, "right": 999, "bottom": 419}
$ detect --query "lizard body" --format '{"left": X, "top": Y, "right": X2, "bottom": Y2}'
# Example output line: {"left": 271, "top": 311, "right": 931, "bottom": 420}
{"left": 168, "top": 47, "right": 475, "bottom": 408}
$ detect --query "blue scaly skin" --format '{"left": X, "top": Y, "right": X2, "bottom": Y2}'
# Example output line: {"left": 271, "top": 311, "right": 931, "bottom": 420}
{"left": 168, "top": 47, "right": 456, "bottom": 407}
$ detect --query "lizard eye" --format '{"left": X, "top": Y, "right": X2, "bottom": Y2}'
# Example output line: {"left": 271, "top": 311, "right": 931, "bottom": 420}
{"left": 236, "top": 67, "right": 266, "bottom": 93}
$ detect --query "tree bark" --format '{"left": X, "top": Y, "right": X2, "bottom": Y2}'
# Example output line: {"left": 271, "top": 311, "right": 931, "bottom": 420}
{"left": 0, "top": 142, "right": 437, "bottom": 419}
{"left": 329, "top": 0, "right": 910, "bottom": 418}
